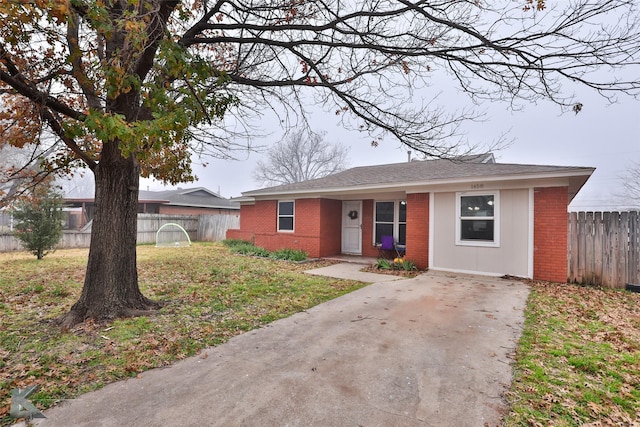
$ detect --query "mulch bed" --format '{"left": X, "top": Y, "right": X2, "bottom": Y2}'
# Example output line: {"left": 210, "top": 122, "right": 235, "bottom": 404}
{"left": 360, "top": 265, "right": 422, "bottom": 278}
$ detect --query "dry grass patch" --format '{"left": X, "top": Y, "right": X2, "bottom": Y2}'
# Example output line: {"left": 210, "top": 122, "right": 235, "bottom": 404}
{"left": 0, "top": 243, "right": 365, "bottom": 425}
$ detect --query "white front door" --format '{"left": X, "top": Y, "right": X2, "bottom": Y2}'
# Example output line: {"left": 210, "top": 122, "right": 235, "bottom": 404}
{"left": 342, "top": 201, "right": 362, "bottom": 254}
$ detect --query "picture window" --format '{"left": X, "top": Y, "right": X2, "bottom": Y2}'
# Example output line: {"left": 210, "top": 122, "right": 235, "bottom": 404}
{"left": 456, "top": 192, "right": 499, "bottom": 247}
{"left": 374, "top": 200, "right": 406, "bottom": 245}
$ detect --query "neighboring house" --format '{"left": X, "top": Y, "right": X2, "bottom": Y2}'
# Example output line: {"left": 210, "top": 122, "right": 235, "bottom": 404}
{"left": 66, "top": 187, "right": 239, "bottom": 229}
{"left": 226, "top": 154, "right": 594, "bottom": 282}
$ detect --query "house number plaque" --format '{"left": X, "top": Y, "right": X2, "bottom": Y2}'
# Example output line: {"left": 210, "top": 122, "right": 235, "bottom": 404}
{"left": 471, "top": 183, "right": 484, "bottom": 189}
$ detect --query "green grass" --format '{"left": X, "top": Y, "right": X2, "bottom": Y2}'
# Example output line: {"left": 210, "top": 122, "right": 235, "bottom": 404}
{"left": 0, "top": 243, "right": 364, "bottom": 425}
{"left": 2, "top": 244, "right": 639, "bottom": 426}
{"left": 504, "top": 281, "right": 640, "bottom": 426}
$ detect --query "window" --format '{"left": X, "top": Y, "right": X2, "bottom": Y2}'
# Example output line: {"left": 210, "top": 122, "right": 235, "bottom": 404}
{"left": 374, "top": 200, "right": 406, "bottom": 245}
{"left": 456, "top": 192, "right": 499, "bottom": 247}
{"left": 278, "top": 201, "right": 294, "bottom": 231}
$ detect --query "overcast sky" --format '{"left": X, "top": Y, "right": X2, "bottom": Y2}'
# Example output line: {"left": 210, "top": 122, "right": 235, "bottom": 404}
{"left": 142, "top": 83, "right": 640, "bottom": 211}
{"left": 139, "top": 1, "right": 640, "bottom": 211}
{"left": 63, "top": 1, "right": 637, "bottom": 212}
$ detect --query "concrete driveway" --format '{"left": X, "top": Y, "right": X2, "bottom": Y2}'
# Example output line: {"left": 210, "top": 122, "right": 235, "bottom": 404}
{"left": 24, "top": 267, "right": 529, "bottom": 427}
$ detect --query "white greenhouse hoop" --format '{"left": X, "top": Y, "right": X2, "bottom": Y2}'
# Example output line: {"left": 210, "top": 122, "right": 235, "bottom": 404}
{"left": 155, "top": 223, "right": 192, "bottom": 247}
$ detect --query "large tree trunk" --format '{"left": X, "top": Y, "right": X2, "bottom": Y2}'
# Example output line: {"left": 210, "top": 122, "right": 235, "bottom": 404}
{"left": 58, "top": 142, "right": 159, "bottom": 329}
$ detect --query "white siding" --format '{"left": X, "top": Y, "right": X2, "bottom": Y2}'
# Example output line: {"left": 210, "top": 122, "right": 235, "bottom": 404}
{"left": 431, "top": 189, "right": 530, "bottom": 277}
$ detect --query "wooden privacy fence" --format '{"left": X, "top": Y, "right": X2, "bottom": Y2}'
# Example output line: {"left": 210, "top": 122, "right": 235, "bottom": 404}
{"left": 0, "top": 213, "right": 239, "bottom": 252}
{"left": 137, "top": 214, "right": 199, "bottom": 244}
{"left": 568, "top": 211, "right": 640, "bottom": 288}
{"left": 197, "top": 214, "right": 240, "bottom": 242}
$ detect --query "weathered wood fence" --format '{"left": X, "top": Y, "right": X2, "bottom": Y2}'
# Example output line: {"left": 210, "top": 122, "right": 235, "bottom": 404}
{"left": 137, "top": 214, "right": 199, "bottom": 244}
{"left": 568, "top": 211, "right": 640, "bottom": 288}
{"left": 197, "top": 214, "right": 240, "bottom": 242}
{"left": 0, "top": 213, "right": 239, "bottom": 252}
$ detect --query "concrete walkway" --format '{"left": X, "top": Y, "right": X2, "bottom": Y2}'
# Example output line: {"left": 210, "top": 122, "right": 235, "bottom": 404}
{"left": 22, "top": 266, "right": 529, "bottom": 427}
{"left": 305, "top": 262, "right": 405, "bottom": 282}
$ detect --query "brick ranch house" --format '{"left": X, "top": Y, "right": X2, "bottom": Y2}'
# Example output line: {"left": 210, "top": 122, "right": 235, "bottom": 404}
{"left": 227, "top": 155, "right": 594, "bottom": 282}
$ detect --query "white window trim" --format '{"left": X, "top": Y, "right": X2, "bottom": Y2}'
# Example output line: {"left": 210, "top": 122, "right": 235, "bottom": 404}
{"left": 277, "top": 200, "right": 295, "bottom": 232}
{"left": 455, "top": 191, "right": 500, "bottom": 248}
{"left": 373, "top": 200, "right": 406, "bottom": 245}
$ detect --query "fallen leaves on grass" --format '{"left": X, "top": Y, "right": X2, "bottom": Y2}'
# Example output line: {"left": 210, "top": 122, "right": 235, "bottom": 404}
{"left": 0, "top": 243, "right": 365, "bottom": 426}
{"left": 504, "top": 281, "right": 640, "bottom": 426}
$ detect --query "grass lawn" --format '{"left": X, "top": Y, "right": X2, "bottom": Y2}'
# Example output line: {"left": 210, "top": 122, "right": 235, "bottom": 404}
{"left": 1, "top": 243, "right": 639, "bottom": 426}
{"left": 0, "top": 242, "right": 365, "bottom": 425}
{"left": 503, "top": 281, "right": 640, "bottom": 426}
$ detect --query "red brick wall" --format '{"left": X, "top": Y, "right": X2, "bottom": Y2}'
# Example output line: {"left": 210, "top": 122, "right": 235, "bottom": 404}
{"left": 406, "top": 193, "right": 429, "bottom": 270}
{"left": 228, "top": 197, "right": 435, "bottom": 262}
{"left": 239, "top": 203, "right": 257, "bottom": 231}
{"left": 227, "top": 203, "right": 257, "bottom": 243}
{"left": 226, "top": 201, "right": 265, "bottom": 243}
{"left": 534, "top": 186, "right": 569, "bottom": 282}
{"left": 361, "top": 200, "right": 378, "bottom": 258}
{"left": 261, "top": 198, "right": 321, "bottom": 256}
{"left": 225, "top": 229, "right": 254, "bottom": 242}
{"left": 318, "top": 199, "right": 343, "bottom": 256}
{"left": 226, "top": 198, "right": 342, "bottom": 258}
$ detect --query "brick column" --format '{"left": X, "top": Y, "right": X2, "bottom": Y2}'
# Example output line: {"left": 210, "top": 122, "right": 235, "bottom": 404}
{"left": 406, "top": 193, "right": 429, "bottom": 270}
{"left": 533, "top": 187, "right": 569, "bottom": 282}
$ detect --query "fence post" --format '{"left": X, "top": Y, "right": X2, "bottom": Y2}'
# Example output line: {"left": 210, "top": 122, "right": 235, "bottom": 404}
{"left": 576, "top": 211, "right": 586, "bottom": 283}
{"left": 602, "top": 212, "right": 613, "bottom": 287}
{"left": 610, "top": 212, "right": 621, "bottom": 288}
{"left": 617, "top": 211, "right": 629, "bottom": 287}
{"left": 568, "top": 212, "right": 578, "bottom": 282}
{"left": 629, "top": 211, "right": 640, "bottom": 285}
{"left": 584, "top": 212, "right": 595, "bottom": 284}
{"left": 593, "top": 211, "right": 603, "bottom": 286}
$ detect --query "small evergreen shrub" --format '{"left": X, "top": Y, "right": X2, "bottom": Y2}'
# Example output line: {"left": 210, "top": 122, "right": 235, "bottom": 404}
{"left": 11, "top": 187, "right": 64, "bottom": 260}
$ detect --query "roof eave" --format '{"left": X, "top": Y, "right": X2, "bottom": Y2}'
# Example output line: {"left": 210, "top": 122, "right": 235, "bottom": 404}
{"left": 242, "top": 168, "right": 596, "bottom": 199}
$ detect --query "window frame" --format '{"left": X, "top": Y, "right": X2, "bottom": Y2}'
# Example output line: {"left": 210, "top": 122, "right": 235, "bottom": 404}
{"left": 277, "top": 200, "right": 295, "bottom": 232}
{"left": 373, "top": 200, "right": 407, "bottom": 246}
{"left": 455, "top": 191, "right": 500, "bottom": 247}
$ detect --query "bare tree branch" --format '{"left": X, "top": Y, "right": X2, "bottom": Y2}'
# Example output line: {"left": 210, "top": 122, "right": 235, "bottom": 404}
{"left": 621, "top": 161, "right": 640, "bottom": 205}
{"left": 172, "top": 0, "right": 640, "bottom": 157}
{"left": 253, "top": 129, "right": 349, "bottom": 186}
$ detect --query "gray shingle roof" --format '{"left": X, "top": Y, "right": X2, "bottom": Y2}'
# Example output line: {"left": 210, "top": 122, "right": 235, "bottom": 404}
{"left": 139, "top": 187, "right": 239, "bottom": 210}
{"left": 243, "top": 158, "right": 594, "bottom": 197}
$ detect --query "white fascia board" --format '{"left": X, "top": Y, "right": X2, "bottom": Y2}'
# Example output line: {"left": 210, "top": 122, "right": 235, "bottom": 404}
{"left": 407, "top": 177, "right": 577, "bottom": 195}
{"left": 231, "top": 196, "right": 256, "bottom": 204}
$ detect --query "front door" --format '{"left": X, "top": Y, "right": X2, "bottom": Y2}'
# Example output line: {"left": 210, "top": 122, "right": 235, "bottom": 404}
{"left": 342, "top": 201, "right": 362, "bottom": 254}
